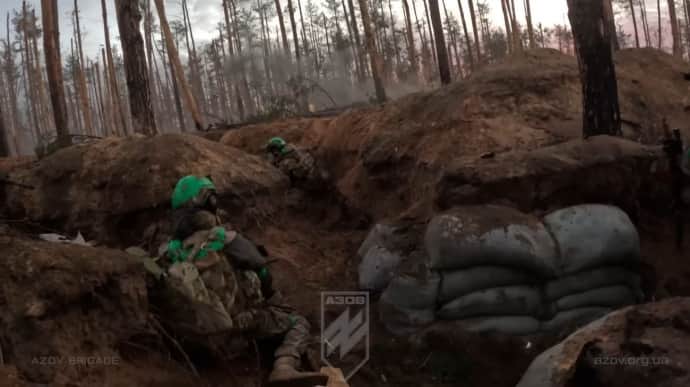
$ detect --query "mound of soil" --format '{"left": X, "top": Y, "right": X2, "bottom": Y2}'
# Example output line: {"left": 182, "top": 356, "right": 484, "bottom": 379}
{"left": 517, "top": 297, "right": 690, "bottom": 387}
{"left": 220, "top": 48, "right": 689, "bottom": 220}
{"left": 0, "top": 231, "right": 148, "bottom": 385}
{"left": 438, "top": 135, "right": 662, "bottom": 215}
{"left": 3, "top": 134, "right": 288, "bottom": 246}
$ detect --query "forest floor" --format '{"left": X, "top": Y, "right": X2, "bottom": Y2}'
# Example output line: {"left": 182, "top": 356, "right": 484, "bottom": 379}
{"left": 1, "top": 48, "right": 690, "bottom": 387}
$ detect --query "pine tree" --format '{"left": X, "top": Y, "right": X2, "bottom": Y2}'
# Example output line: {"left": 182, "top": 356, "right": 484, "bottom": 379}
{"left": 41, "top": 0, "right": 69, "bottom": 146}
{"left": 115, "top": 0, "right": 158, "bottom": 135}
{"left": 567, "top": 0, "right": 621, "bottom": 137}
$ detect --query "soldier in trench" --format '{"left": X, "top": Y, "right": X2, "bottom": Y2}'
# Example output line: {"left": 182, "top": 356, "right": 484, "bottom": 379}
{"left": 158, "top": 175, "right": 328, "bottom": 386}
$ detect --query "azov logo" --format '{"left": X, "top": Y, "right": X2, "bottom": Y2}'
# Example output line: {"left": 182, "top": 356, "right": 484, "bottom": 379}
{"left": 324, "top": 295, "right": 367, "bottom": 305}
{"left": 321, "top": 291, "right": 370, "bottom": 380}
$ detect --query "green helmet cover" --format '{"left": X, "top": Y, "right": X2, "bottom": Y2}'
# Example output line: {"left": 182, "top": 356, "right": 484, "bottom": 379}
{"left": 167, "top": 227, "right": 226, "bottom": 263}
{"left": 267, "top": 137, "right": 287, "bottom": 152}
{"left": 171, "top": 175, "right": 216, "bottom": 209}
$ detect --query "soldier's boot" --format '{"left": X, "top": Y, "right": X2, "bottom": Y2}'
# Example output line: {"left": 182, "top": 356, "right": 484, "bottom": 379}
{"left": 267, "top": 355, "right": 329, "bottom": 387}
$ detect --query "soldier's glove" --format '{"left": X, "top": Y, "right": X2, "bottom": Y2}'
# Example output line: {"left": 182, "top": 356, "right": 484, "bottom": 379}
{"left": 234, "top": 310, "right": 259, "bottom": 332}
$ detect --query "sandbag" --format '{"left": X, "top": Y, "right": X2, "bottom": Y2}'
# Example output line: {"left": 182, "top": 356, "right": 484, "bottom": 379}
{"left": 543, "top": 205, "right": 640, "bottom": 274}
{"left": 358, "top": 223, "right": 397, "bottom": 257}
{"left": 358, "top": 246, "right": 403, "bottom": 291}
{"left": 437, "top": 285, "right": 543, "bottom": 320}
{"left": 541, "top": 307, "right": 611, "bottom": 333}
{"left": 554, "top": 285, "right": 637, "bottom": 311}
{"left": 544, "top": 266, "right": 642, "bottom": 301}
{"left": 425, "top": 206, "right": 558, "bottom": 277}
{"left": 380, "top": 273, "right": 440, "bottom": 310}
{"left": 378, "top": 296, "right": 436, "bottom": 336}
{"left": 459, "top": 316, "right": 541, "bottom": 336}
{"left": 439, "top": 266, "right": 538, "bottom": 302}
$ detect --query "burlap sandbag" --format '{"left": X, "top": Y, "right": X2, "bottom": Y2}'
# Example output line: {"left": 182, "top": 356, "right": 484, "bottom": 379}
{"left": 541, "top": 307, "right": 611, "bottom": 333}
{"left": 358, "top": 223, "right": 398, "bottom": 257}
{"left": 553, "top": 285, "right": 637, "bottom": 311}
{"left": 437, "top": 285, "right": 543, "bottom": 320}
{"left": 439, "top": 266, "right": 538, "bottom": 303}
{"left": 424, "top": 206, "right": 558, "bottom": 277}
{"left": 379, "top": 273, "right": 439, "bottom": 335}
{"left": 458, "top": 316, "right": 541, "bottom": 335}
{"left": 543, "top": 205, "right": 640, "bottom": 274}
{"left": 358, "top": 246, "right": 403, "bottom": 291}
{"left": 378, "top": 297, "right": 436, "bottom": 336}
{"left": 380, "top": 272, "right": 440, "bottom": 310}
{"left": 544, "top": 266, "right": 642, "bottom": 301}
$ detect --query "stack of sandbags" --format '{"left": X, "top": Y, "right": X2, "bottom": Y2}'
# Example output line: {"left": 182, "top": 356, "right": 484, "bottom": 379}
{"left": 378, "top": 272, "right": 440, "bottom": 335}
{"left": 541, "top": 205, "right": 643, "bottom": 332}
{"left": 357, "top": 222, "right": 423, "bottom": 291}
{"left": 425, "top": 206, "right": 558, "bottom": 335}
{"left": 357, "top": 224, "right": 403, "bottom": 292}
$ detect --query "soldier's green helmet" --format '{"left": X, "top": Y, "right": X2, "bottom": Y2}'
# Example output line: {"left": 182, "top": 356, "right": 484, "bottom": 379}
{"left": 171, "top": 175, "right": 216, "bottom": 210}
{"left": 266, "top": 137, "right": 287, "bottom": 152}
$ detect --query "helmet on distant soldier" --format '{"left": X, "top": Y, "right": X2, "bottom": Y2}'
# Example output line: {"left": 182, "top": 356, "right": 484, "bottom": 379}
{"left": 171, "top": 175, "right": 217, "bottom": 210}
{"left": 266, "top": 137, "right": 287, "bottom": 153}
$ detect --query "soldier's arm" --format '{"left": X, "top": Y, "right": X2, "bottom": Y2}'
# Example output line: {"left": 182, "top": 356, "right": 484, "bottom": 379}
{"left": 222, "top": 232, "right": 268, "bottom": 270}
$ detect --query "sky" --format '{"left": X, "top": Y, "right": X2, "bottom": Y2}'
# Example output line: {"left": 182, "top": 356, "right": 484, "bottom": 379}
{"left": 0, "top": 0, "right": 673, "bottom": 60}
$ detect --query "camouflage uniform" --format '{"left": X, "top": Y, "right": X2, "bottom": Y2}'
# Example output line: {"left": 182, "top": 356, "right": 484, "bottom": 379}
{"left": 269, "top": 146, "right": 326, "bottom": 190}
{"left": 165, "top": 213, "right": 312, "bottom": 361}
{"left": 162, "top": 175, "right": 327, "bottom": 386}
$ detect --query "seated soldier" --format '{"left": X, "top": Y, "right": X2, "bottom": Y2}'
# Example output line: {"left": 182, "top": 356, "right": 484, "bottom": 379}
{"left": 166, "top": 175, "right": 328, "bottom": 386}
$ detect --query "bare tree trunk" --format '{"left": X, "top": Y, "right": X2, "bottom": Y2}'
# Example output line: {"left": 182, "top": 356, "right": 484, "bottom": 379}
{"left": 274, "top": 0, "right": 291, "bottom": 54}
{"left": 401, "top": 0, "right": 419, "bottom": 76}
{"left": 182, "top": 0, "right": 207, "bottom": 109}
{"left": 603, "top": 0, "right": 619, "bottom": 51}
{"left": 358, "top": 0, "right": 387, "bottom": 102}
{"left": 429, "top": 0, "right": 451, "bottom": 84}
{"left": 73, "top": 0, "right": 94, "bottom": 135}
{"left": 100, "top": 48, "right": 115, "bottom": 135}
{"left": 222, "top": 0, "right": 245, "bottom": 122}
{"left": 501, "top": 0, "right": 513, "bottom": 53}
{"left": 524, "top": 0, "right": 536, "bottom": 48}
{"left": 287, "top": 0, "right": 301, "bottom": 62}
{"left": 348, "top": 0, "right": 368, "bottom": 80}
{"left": 466, "top": 0, "right": 481, "bottom": 62}
{"left": 422, "top": 0, "right": 438, "bottom": 65}
{"left": 20, "top": 3, "right": 39, "bottom": 141}
{"left": 508, "top": 0, "right": 522, "bottom": 51}
{"left": 456, "top": 0, "right": 475, "bottom": 70}
{"left": 297, "top": 0, "right": 309, "bottom": 52}
{"left": 94, "top": 61, "right": 108, "bottom": 135}
{"left": 41, "top": 0, "right": 69, "bottom": 146}
{"left": 159, "top": 34, "right": 185, "bottom": 131}
{"left": 639, "top": 0, "right": 651, "bottom": 46}
{"left": 29, "top": 8, "right": 49, "bottom": 138}
{"left": 658, "top": 0, "right": 664, "bottom": 49}
{"left": 684, "top": 0, "right": 690, "bottom": 56}
{"left": 628, "top": 0, "right": 641, "bottom": 48}
{"left": 154, "top": 0, "right": 204, "bottom": 131}
{"left": 567, "top": 0, "right": 621, "bottom": 137}
{"left": 669, "top": 0, "right": 682, "bottom": 57}
{"left": 115, "top": 0, "right": 158, "bottom": 136}
{"left": 5, "top": 12, "right": 20, "bottom": 149}
{"left": 101, "top": 0, "right": 127, "bottom": 135}
{"left": 341, "top": 0, "right": 360, "bottom": 78}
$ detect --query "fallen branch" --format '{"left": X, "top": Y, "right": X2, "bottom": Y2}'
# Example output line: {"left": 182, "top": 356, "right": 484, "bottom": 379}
{"left": 149, "top": 315, "right": 199, "bottom": 378}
